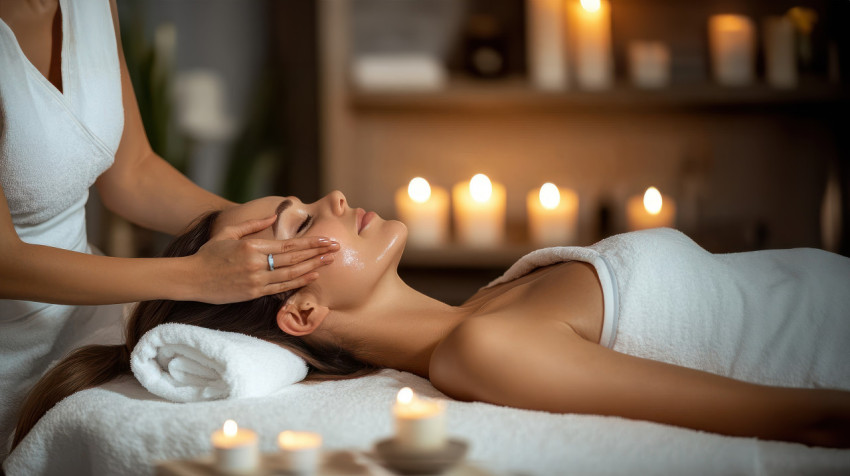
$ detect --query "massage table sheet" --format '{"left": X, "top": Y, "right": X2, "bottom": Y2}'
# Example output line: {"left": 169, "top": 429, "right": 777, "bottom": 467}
{"left": 5, "top": 369, "right": 850, "bottom": 475}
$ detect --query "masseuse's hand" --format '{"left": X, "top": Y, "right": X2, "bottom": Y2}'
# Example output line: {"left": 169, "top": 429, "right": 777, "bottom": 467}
{"left": 189, "top": 215, "right": 338, "bottom": 304}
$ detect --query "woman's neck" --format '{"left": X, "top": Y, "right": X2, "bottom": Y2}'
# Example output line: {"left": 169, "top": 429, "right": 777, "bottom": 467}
{"left": 317, "top": 273, "right": 475, "bottom": 378}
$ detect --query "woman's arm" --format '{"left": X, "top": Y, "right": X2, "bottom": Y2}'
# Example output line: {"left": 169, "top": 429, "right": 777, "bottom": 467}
{"left": 0, "top": 185, "right": 331, "bottom": 304}
{"left": 95, "top": 0, "right": 231, "bottom": 234}
{"left": 431, "top": 318, "right": 850, "bottom": 448}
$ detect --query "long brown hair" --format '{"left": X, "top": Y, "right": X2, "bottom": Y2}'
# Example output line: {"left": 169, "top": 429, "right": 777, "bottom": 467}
{"left": 12, "top": 211, "right": 376, "bottom": 450}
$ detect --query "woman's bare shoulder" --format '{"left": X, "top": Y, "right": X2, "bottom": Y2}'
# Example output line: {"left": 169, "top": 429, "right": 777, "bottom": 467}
{"left": 429, "top": 317, "right": 509, "bottom": 402}
{"left": 429, "top": 314, "right": 583, "bottom": 403}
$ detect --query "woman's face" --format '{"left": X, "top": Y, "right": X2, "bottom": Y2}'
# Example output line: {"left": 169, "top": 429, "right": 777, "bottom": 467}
{"left": 214, "top": 191, "right": 407, "bottom": 310}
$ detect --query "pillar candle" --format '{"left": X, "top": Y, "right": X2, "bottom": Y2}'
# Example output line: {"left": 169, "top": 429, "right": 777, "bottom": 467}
{"left": 763, "top": 16, "right": 797, "bottom": 89}
{"left": 527, "top": 183, "right": 579, "bottom": 246}
{"left": 211, "top": 420, "right": 259, "bottom": 474}
{"left": 708, "top": 14, "right": 756, "bottom": 86}
{"left": 527, "top": 0, "right": 569, "bottom": 90}
{"left": 626, "top": 187, "right": 676, "bottom": 231}
{"left": 628, "top": 41, "right": 671, "bottom": 89}
{"left": 568, "top": 0, "right": 613, "bottom": 90}
{"left": 452, "top": 174, "right": 506, "bottom": 248}
{"left": 278, "top": 431, "right": 322, "bottom": 475}
{"left": 395, "top": 177, "right": 450, "bottom": 248}
{"left": 393, "top": 387, "right": 446, "bottom": 451}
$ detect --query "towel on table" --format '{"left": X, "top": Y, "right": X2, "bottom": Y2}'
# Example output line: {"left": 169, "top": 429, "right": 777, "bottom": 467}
{"left": 130, "top": 323, "right": 307, "bottom": 402}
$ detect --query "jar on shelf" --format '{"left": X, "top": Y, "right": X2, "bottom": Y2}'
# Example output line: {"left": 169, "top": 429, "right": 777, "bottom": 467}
{"left": 463, "top": 14, "right": 509, "bottom": 79}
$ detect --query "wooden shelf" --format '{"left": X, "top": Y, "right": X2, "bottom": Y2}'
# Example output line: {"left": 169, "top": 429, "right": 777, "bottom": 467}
{"left": 350, "top": 77, "right": 849, "bottom": 113}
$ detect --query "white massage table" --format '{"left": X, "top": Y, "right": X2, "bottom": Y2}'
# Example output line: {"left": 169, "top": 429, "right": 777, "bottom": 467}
{"left": 5, "top": 368, "right": 850, "bottom": 475}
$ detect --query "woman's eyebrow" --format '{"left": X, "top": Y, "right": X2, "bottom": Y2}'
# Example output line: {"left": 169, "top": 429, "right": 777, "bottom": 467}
{"left": 272, "top": 199, "right": 293, "bottom": 234}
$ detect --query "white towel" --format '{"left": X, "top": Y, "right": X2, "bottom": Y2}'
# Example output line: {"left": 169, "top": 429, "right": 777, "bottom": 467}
{"left": 485, "top": 228, "right": 850, "bottom": 390}
{"left": 7, "top": 370, "right": 850, "bottom": 476}
{"left": 130, "top": 323, "right": 308, "bottom": 402}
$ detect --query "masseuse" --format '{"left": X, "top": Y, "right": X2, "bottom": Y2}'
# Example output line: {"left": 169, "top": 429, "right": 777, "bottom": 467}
{"left": 0, "top": 0, "right": 337, "bottom": 458}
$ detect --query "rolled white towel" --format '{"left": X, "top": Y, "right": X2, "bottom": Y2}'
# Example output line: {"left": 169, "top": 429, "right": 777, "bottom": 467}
{"left": 130, "top": 323, "right": 308, "bottom": 402}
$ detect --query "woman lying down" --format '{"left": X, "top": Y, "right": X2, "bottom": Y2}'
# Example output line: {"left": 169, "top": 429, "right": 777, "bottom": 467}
{"left": 13, "top": 191, "right": 850, "bottom": 450}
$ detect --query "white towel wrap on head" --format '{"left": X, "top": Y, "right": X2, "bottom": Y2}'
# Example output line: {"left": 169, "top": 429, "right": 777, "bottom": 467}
{"left": 130, "top": 323, "right": 308, "bottom": 402}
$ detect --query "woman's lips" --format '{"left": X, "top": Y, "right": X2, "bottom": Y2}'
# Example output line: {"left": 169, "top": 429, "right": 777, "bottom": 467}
{"left": 359, "top": 211, "right": 377, "bottom": 234}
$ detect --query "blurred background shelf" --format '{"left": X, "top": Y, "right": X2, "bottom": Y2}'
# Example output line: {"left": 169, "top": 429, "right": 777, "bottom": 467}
{"left": 400, "top": 243, "right": 538, "bottom": 268}
{"left": 351, "top": 78, "right": 849, "bottom": 112}
{"left": 108, "top": 0, "right": 849, "bottom": 305}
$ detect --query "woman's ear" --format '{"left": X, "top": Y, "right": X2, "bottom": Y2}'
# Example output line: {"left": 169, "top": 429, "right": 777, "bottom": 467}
{"left": 276, "top": 290, "right": 330, "bottom": 336}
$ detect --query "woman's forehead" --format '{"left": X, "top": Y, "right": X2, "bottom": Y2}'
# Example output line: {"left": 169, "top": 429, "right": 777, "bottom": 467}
{"left": 218, "top": 196, "right": 287, "bottom": 227}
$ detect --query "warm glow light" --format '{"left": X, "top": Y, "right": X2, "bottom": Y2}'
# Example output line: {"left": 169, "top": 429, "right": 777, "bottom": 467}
{"left": 539, "top": 183, "right": 561, "bottom": 210}
{"left": 278, "top": 431, "right": 322, "bottom": 450}
{"left": 223, "top": 420, "right": 238, "bottom": 437}
{"left": 397, "top": 387, "right": 414, "bottom": 405}
{"left": 469, "top": 174, "right": 493, "bottom": 203}
{"left": 278, "top": 431, "right": 296, "bottom": 447}
{"left": 643, "top": 187, "right": 663, "bottom": 215}
{"left": 581, "top": 0, "right": 601, "bottom": 13}
{"left": 408, "top": 177, "right": 432, "bottom": 203}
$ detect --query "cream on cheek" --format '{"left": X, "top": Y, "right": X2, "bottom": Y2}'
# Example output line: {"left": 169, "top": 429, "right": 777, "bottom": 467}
{"left": 339, "top": 247, "right": 365, "bottom": 271}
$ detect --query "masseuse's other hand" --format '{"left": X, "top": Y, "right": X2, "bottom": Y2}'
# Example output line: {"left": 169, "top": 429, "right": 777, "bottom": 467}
{"left": 190, "top": 215, "right": 338, "bottom": 304}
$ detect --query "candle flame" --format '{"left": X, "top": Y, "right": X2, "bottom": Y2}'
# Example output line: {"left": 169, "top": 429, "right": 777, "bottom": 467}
{"left": 223, "top": 419, "right": 237, "bottom": 437}
{"left": 643, "top": 187, "right": 663, "bottom": 215}
{"left": 408, "top": 177, "right": 432, "bottom": 203}
{"left": 397, "top": 387, "right": 414, "bottom": 405}
{"left": 469, "top": 174, "right": 493, "bottom": 203}
{"left": 581, "top": 0, "right": 601, "bottom": 13}
{"left": 539, "top": 183, "right": 561, "bottom": 210}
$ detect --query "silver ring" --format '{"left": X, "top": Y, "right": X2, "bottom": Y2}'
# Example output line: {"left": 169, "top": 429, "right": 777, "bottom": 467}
{"left": 267, "top": 253, "right": 275, "bottom": 271}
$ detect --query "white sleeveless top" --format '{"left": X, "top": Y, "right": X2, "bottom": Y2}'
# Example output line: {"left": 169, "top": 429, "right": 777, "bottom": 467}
{"left": 0, "top": 0, "right": 125, "bottom": 457}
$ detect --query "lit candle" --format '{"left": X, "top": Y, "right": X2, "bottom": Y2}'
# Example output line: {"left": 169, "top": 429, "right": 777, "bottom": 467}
{"left": 567, "top": 0, "right": 613, "bottom": 90}
{"left": 526, "top": 0, "right": 569, "bottom": 90}
{"left": 452, "top": 174, "right": 506, "bottom": 248}
{"left": 211, "top": 420, "right": 259, "bottom": 473}
{"left": 628, "top": 41, "right": 671, "bottom": 89}
{"left": 626, "top": 187, "right": 677, "bottom": 231}
{"left": 277, "top": 431, "right": 322, "bottom": 475}
{"left": 527, "top": 183, "right": 579, "bottom": 247}
{"left": 708, "top": 14, "right": 756, "bottom": 86}
{"left": 393, "top": 387, "right": 447, "bottom": 451}
{"left": 394, "top": 177, "right": 450, "bottom": 248}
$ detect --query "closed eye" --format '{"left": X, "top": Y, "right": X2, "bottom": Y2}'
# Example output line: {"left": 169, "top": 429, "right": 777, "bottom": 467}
{"left": 296, "top": 215, "right": 313, "bottom": 235}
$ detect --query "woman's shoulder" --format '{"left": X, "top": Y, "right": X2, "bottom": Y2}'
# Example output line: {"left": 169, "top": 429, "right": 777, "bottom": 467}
{"left": 429, "top": 316, "right": 509, "bottom": 402}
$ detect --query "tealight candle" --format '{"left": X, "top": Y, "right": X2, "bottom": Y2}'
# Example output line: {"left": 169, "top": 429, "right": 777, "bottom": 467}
{"left": 393, "top": 387, "right": 446, "bottom": 451}
{"left": 452, "top": 174, "right": 506, "bottom": 248}
{"left": 527, "top": 183, "right": 579, "bottom": 246}
{"left": 567, "top": 0, "right": 613, "bottom": 90}
{"left": 626, "top": 187, "right": 676, "bottom": 231}
{"left": 278, "top": 431, "right": 322, "bottom": 475}
{"left": 708, "top": 14, "right": 755, "bottom": 86}
{"left": 211, "top": 420, "right": 259, "bottom": 473}
{"left": 395, "top": 177, "right": 450, "bottom": 248}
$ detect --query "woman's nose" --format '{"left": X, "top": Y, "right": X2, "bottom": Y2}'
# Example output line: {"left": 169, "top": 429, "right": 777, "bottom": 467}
{"left": 326, "top": 190, "right": 346, "bottom": 216}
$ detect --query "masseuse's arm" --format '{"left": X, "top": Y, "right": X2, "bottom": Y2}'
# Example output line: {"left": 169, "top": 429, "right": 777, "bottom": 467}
{"left": 433, "top": 319, "right": 850, "bottom": 448}
{"left": 96, "top": 0, "right": 232, "bottom": 234}
{"left": 0, "top": 183, "right": 329, "bottom": 304}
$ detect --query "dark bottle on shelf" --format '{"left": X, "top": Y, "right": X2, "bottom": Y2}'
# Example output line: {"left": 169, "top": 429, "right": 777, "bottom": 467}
{"left": 463, "top": 14, "right": 509, "bottom": 79}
